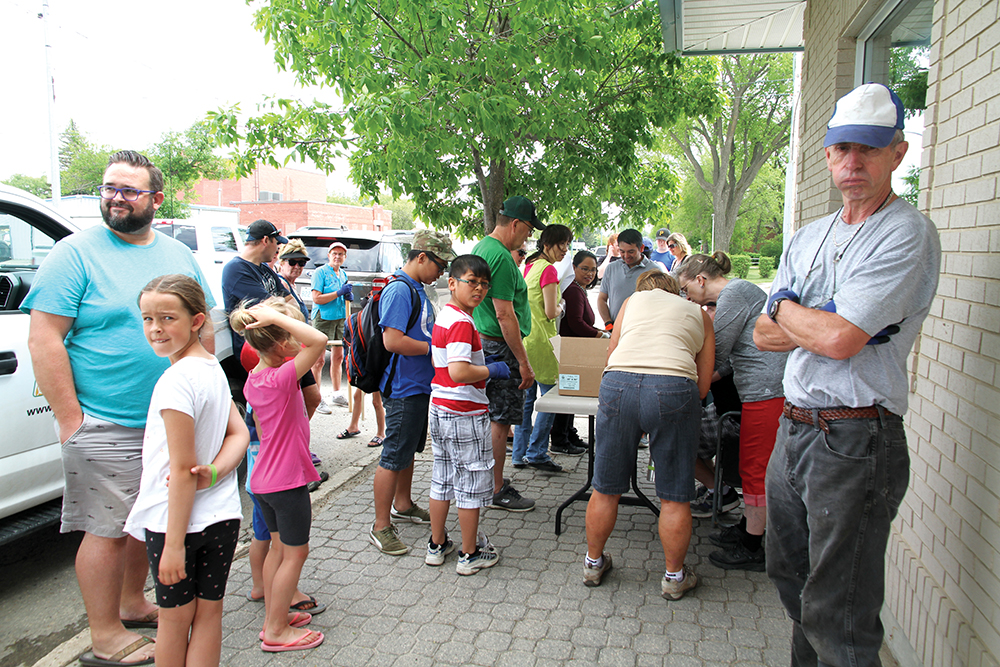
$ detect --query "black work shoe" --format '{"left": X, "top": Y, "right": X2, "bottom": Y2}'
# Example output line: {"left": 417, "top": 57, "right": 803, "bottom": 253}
{"left": 550, "top": 442, "right": 586, "bottom": 456}
{"left": 709, "top": 542, "right": 766, "bottom": 572}
{"left": 709, "top": 523, "right": 745, "bottom": 548}
{"left": 528, "top": 460, "right": 565, "bottom": 474}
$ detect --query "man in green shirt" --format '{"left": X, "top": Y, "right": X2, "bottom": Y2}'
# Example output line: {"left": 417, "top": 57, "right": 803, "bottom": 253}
{"left": 472, "top": 196, "right": 544, "bottom": 512}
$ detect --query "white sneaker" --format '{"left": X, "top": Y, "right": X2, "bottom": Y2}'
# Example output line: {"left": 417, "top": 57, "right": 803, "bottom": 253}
{"left": 314, "top": 399, "right": 332, "bottom": 415}
{"left": 330, "top": 394, "right": 349, "bottom": 407}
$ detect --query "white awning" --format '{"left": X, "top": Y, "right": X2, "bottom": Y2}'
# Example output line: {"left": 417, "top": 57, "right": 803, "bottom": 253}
{"left": 658, "top": 0, "right": 806, "bottom": 54}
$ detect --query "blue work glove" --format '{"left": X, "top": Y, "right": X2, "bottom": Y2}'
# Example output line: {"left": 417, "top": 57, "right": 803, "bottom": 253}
{"left": 867, "top": 323, "right": 901, "bottom": 345}
{"left": 487, "top": 362, "right": 511, "bottom": 380}
{"left": 343, "top": 289, "right": 354, "bottom": 302}
{"left": 819, "top": 300, "right": 836, "bottom": 313}
{"left": 336, "top": 282, "right": 353, "bottom": 298}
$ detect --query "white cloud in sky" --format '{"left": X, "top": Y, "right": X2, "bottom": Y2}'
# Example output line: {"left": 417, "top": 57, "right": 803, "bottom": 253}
{"left": 0, "top": 0, "right": 355, "bottom": 194}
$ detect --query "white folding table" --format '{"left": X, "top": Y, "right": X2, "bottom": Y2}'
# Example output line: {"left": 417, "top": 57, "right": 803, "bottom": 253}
{"left": 535, "top": 387, "right": 659, "bottom": 535}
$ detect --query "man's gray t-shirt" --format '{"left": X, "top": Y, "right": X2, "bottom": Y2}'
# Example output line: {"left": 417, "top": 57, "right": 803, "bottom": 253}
{"left": 770, "top": 198, "right": 940, "bottom": 415}
{"left": 600, "top": 256, "right": 655, "bottom": 320}
{"left": 715, "top": 278, "right": 787, "bottom": 403}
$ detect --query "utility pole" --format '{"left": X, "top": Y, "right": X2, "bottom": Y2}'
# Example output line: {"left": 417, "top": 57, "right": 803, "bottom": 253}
{"left": 42, "top": 1, "right": 61, "bottom": 207}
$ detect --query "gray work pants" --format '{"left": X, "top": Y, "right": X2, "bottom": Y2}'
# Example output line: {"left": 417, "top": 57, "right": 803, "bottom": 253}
{"left": 765, "top": 409, "right": 909, "bottom": 667}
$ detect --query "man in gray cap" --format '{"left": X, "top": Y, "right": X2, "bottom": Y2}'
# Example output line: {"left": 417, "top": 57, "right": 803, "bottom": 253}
{"left": 472, "top": 195, "right": 545, "bottom": 512}
{"left": 368, "top": 229, "right": 457, "bottom": 555}
{"left": 754, "top": 82, "right": 940, "bottom": 666}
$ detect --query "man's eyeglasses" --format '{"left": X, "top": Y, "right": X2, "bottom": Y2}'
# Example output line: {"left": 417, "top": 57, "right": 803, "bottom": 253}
{"left": 97, "top": 185, "right": 156, "bottom": 201}
{"left": 456, "top": 277, "right": 491, "bottom": 290}
{"left": 286, "top": 259, "right": 308, "bottom": 267}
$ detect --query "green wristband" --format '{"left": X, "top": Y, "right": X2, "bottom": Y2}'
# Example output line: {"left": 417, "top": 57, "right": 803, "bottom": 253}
{"left": 209, "top": 464, "right": 218, "bottom": 488}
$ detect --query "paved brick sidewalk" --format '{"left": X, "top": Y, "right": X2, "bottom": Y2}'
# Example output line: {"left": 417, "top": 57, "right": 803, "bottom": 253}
{"left": 219, "top": 449, "right": 792, "bottom": 666}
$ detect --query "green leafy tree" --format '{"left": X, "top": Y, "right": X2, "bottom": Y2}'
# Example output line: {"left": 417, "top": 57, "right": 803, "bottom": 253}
{"left": 59, "top": 120, "right": 111, "bottom": 197}
{"left": 209, "top": 0, "right": 718, "bottom": 237}
{"left": 1, "top": 174, "right": 52, "bottom": 198}
{"left": 146, "top": 121, "right": 231, "bottom": 219}
{"left": 890, "top": 46, "right": 929, "bottom": 117}
{"left": 667, "top": 53, "right": 792, "bottom": 253}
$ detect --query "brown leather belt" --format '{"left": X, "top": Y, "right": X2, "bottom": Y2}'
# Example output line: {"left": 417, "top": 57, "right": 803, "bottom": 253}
{"left": 782, "top": 402, "right": 893, "bottom": 434}
{"left": 480, "top": 334, "right": 505, "bottom": 342}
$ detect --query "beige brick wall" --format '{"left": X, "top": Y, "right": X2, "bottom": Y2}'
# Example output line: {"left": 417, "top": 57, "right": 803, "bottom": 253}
{"left": 799, "top": 0, "right": 1000, "bottom": 665}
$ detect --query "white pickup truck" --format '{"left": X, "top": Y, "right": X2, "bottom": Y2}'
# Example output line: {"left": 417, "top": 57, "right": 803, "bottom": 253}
{"left": 0, "top": 186, "right": 239, "bottom": 544}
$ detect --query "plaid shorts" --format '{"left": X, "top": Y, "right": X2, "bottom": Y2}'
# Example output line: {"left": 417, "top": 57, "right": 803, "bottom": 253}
{"left": 428, "top": 404, "right": 494, "bottom": 509}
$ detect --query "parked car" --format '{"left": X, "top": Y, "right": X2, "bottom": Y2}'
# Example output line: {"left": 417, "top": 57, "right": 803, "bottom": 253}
{"left": 152, "top": 219, "right": 245, "bottom": 360}
{"left": 0, "top": 185, "right": 79, "bottom": 539}
{"left": 286, "top": 228, "right": 447, "bottom": 311}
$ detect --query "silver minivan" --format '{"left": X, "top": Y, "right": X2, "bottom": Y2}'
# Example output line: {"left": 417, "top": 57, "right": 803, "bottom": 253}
{"left": 287, "top": 228, "right": 446, "bottom": 311}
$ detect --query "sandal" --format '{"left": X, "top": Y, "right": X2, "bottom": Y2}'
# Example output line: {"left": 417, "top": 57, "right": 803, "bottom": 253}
{"left": 79, "top": 636, "right": 155, "bottom": 666}
{"left": 336, "top": 429, "right": 361, "bottom": 439}
{"left": 367, "top": 436, "right": 384, "bottom": 448}
{"left": 289, "top": 595, "right": 327, "bottom": 615}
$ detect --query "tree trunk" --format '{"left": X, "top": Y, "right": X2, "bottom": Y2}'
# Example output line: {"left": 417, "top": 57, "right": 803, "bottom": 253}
{"left": 480, "top": 157, "right": 506, "bottom": 235}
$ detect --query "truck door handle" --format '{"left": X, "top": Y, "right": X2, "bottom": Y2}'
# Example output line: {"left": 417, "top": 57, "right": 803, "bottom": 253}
{"left": 0, "top": 351, "right": 17, "bottom": 376}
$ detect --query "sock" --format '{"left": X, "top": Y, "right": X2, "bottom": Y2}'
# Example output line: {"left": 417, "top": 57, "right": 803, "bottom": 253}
{"left": 742, "top": 531, "right": 764, "bottom": 552}
{"left": 586, "top": 554, "right": 604, "bottom": 568}
{"left": 664, "top": 568, "right": 685, "bottom": 582}
{"left": 738, "top": 516, "right": 748, "bottom": 532}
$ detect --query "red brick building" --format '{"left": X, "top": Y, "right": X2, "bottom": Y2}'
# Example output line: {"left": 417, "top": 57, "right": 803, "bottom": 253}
{"left": 191, "top": 164, "right": 391, "bottom": 234}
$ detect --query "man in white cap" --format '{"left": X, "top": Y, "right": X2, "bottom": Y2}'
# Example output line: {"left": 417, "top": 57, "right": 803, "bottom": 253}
{"left": 753, "top": 83, "right": 940, "bottom": 665}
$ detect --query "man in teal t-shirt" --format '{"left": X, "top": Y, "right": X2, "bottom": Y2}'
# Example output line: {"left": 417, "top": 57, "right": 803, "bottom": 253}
{"left": 22, "top": 150, "right": 214, "bottom": 665}
{"left": 472, "top": 195, "right": 545, "bottom": 513}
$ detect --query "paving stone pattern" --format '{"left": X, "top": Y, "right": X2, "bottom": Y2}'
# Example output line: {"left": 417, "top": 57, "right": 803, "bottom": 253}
{"left": 220, "top": 449, "right": 792, "bottom": 666}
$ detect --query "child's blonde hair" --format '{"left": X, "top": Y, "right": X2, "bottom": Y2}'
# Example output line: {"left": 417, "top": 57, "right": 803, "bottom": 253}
{"left": 229, "top": 297, "right": 303, "bottom": 354}
{"left": 139, "top": 274, "right": 210, "bottom": 334}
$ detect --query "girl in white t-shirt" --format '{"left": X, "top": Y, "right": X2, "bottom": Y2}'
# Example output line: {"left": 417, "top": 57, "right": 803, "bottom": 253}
{"left": 124, "top": 275, "right": 249, "bottom": 667}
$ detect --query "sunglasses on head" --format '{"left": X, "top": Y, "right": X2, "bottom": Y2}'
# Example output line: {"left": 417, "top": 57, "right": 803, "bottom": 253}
{"left": 287, "top": 259, "right": 308, "bottom": 267}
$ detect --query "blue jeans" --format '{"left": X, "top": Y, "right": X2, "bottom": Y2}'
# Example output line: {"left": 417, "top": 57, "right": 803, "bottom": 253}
{"left": 766, "top": 409, "right": 909, "bottom": 667}
{"left": 512, "top": 382, "right": 555, "bottom": 465}
{"left": 593, "top": 372, "right": 699, "bottom": 501}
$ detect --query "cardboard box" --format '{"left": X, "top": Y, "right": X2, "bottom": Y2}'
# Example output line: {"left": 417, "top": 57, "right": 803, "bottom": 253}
{"left": 550, "top": 336, "right": 609, "bottom": 397}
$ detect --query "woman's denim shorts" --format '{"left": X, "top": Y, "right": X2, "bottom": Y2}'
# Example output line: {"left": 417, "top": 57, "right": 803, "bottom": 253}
{"left": 593, "top": 371, "right": 700, "bottom": 502}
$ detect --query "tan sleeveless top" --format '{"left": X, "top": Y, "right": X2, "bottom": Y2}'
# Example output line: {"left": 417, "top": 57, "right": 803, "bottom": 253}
{"left": 606, "top": 290, "right": 706, "bottom": 383}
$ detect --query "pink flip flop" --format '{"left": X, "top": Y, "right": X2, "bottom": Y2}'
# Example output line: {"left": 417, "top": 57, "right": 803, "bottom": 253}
{"left": 261, "top": 630, "right": 324, "bottom": 652}
{"left": 258, "top": 612, "right": 312, "bottom": 640}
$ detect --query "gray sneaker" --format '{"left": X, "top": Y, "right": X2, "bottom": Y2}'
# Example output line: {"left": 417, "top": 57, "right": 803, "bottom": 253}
{"left": 425, "top": 535, "right": 455, "bottom": 566}
{"left": 330, "top": 394, "right": 349, "bottom": 407}
{"left": 661, "top": 567, "right": 699, "bottom": 600}
{"left": 583, "top": 553, "right": 613, "bottom": 587}
{"left": 456, "top": 547, "right": 500, "bottom": 575}
{"left": 369, "top": 523, "right": 408, "bottom": 555}
{"left": 314, "top": 399, "right": 332, "bottom": 415}
{"left": 391, "top": 503, "right": 431, "bottom": 524}
{"left": 490, "top": 480, "right": 535, "bottom": 512}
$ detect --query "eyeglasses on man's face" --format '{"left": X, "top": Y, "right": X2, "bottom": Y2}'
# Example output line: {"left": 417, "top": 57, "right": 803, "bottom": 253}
{"left": 97, "top": 185, "right": 156, "bottom": 201}
{"left": 456, "top": 277, "right": 491, "bottom": 290}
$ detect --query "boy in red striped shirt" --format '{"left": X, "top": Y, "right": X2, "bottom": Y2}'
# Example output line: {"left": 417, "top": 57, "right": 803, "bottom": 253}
{"left": 426, "top": 255, "right": 512, "bottom": 575}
